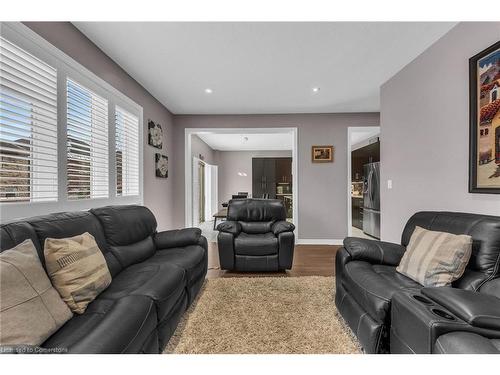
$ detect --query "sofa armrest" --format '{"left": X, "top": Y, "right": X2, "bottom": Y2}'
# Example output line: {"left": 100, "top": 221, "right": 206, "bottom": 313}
{"left": 216, "top": 221, "right": 241, "bottom": 235}
{"left": 435, "top": 332, "right": 500, "bottom": 354}
{"left": 217, "top": 232, "right": 235, "bottom": 270}
{"left": 154, "top": 228, "right": 203, "bottom": 249}
{"left": 343, "top": 237, "right": 406, "bottom": 266}
{"left": 272, "top": 221, "right": 295, "bottom": 235}
{"left": 422, "top": 287, "right": 500, "bottom": 330}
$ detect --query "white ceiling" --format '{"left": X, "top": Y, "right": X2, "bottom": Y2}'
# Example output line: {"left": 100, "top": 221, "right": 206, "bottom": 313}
{"left": 196, "top": 132, "right": 292, "bottom": 151}
{"left": 74, "top": 22, "right": 456, "bottom": 115}
{"left": 350, "top": 127, "right": 380, "bottom": 146}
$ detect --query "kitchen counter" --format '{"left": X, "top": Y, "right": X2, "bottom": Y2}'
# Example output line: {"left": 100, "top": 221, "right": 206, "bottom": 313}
{"left": 352, "top": 195, "right": 363, "bottom": 199}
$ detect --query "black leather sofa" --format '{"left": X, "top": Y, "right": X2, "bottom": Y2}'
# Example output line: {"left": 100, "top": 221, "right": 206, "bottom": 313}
{"left": 0, "top": 205, "right": 208, "bottom": 354}
{"left": 335, "top": 211, "right": 500, "bottom": 353}
{"left": 431, "top": 275, "right": 500, "bottom": 354}
{"left": 216, "top": 198, "right": 295, "bottom": 272}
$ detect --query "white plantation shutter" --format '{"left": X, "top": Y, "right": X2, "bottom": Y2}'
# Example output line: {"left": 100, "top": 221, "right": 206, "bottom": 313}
{"left": 0, "top": 36, "right": 58, "bottom": 203}
{"left": 66, "top": 78, "right": 109, "bottom": 200}
{"left": 115, "top": 106, "right": 139, "bottom": 196}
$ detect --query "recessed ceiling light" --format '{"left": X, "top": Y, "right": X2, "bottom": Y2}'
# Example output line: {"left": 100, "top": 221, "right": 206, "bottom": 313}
{"left": 204, "top": 88, "right": 213, "bottom": 94}
{"left": 312, "top": 87, "right": 320, "bottom": 93}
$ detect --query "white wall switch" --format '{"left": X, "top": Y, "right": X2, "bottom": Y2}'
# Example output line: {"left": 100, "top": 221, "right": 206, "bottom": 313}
{"left": 387, "top": 180, "right": 393, "bottom": 189}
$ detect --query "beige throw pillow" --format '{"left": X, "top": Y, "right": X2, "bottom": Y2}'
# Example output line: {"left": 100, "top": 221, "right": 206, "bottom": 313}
{"left": 0, "top": 240, "right": 73, "bottom": 346}
{"left": 44, "top": 232, "right": 112, "bottom": 314}
{"left": 396, "top": 226, "right": 472, "bottom": 287}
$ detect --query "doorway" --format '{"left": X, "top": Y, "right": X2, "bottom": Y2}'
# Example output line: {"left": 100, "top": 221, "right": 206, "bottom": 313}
{"left": 347, "top": 127, "right": 381, "bottom": 239}
{"left": 198, "top": 160, "right": 205, "bottom": 223}
{"left": 185, "top": 127, "right": 299, "bottom": 239}
{"left": 192, "top": 157, "right": 218, "bottom": 226}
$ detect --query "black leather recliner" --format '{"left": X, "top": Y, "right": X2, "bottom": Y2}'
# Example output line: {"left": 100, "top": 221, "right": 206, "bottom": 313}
{"left": 216, "top": 198, "right": 295, "bottom": 272}
{"left": 335, "top": 211, "right": 500, "bottom": 353}
{"left": 0, "top": 205, "right": 208, "bottom": 354}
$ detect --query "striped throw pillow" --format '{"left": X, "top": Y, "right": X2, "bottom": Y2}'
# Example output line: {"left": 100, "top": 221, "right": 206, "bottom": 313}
{"left": 396, "top": 226, "right": 472, "bottom": 287}
{"left": 44, "top": 232, "right": 111, "bottom": 314}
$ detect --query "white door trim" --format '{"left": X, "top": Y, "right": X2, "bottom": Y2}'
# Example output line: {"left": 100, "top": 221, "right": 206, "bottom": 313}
{"left": 185, "top": 127, "right": 299, "bottom": 240}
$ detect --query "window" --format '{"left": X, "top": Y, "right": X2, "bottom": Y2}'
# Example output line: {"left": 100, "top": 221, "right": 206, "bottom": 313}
{"left": 115, "top": 106, "right": 139, "bottom": 196}
{"left": 66, "top": 79, "right": 109, "bottom": 200}
{"left": 0, "top": 36, "right": 58, "bottom": 203}
{"left": 1, "top": 24, "right": 143, "bottom": 222}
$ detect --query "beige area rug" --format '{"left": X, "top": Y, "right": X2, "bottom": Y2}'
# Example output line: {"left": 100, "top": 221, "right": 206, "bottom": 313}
{"left": 164, "top": 276, "right": 361, "bottom": 354}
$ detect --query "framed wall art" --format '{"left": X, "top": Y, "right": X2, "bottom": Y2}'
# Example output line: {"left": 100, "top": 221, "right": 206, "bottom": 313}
{"left": 148, "top": 120, "right": 163, "bottom": 149}
{"left": 469, "top": 40, "right": 500, "bottom": 194}
{"left": 155, "top": 153, "right": 168, "bottom": 178}
{"left": 311, "top": 145, "right": 334, "bottom": 163}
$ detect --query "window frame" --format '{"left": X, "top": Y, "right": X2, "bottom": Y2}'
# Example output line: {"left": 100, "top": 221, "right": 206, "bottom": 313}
{"left": 1, "top": 22, "right": 144, "bottom": 222}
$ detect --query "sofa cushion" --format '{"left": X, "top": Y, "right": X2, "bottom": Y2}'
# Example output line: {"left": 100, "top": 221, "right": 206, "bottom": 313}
{"left": 42, "top": 295, "right": 157, "bottom": 354}
{"left": 239, "top": 221, "right": 273, "bottom": 234}
{"left": 234, "top": 254, "right": 279, "bottom": 271}
{"left": 372, "top": 264, "right": 424, "bottom": 291}
{"left": 227, "top": 198, "right": 286, "bottom": 222}
{"left": 234, "top": 232, "right": 278, "bottom": 256}
{"left": 110, "top": 236, "right": 156, "bottom": 269}
{"left": 401, "top": 212, "right": 500, "bottom": 276}
{"left": 0, "top": 222, "right": 43, "bottom": 263}
{"left": 397, "top": 226, "right": 472, "bottom": 287}
{"left": 146, "top": 245, "right": 207, "bottom": 284}
{"left": 342, "top": 261, "right": 421, "bottom": 322}
{"left": 44, "top": 232, "right": 112, "bottom": 314}
{"left": 99, "top": 262, "right": 186, "bottom": 322}
{"left": 0, "top": 240, "right": 73, "bottom": 346}
{"left": 90, "top": 205, "right": 157, "bottom": 246}
{"left": 27, "top": 211, "right": 121, "bottom": 277}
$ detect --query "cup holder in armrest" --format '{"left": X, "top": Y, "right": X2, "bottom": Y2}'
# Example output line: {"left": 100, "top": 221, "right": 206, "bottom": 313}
{"left": 412, "top": 295, "right": 433, "bottom": 305}
{"left": 431, "top": 308, "right": 456, "bottom": 321}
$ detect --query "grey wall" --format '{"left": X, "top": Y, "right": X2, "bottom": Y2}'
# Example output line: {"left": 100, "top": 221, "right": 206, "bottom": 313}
{"left": 24, "top": 22, "right": 175, "bottom": 230}
{"left": 380, "top": 22, "right": 500, "bottom": 243}
{"left": 173, "top": 113, "right": 380, "bottom": 240}
{"left": 191, "top": 134, "right": 217, "bottom": 165}
{"left": 215, "top": 150, "right": 292, "bottom": 207}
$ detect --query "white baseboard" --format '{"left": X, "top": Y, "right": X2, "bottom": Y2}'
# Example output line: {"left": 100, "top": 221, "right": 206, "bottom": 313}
{"left": 296, "top": 239, "right": 343, "bottom": 245}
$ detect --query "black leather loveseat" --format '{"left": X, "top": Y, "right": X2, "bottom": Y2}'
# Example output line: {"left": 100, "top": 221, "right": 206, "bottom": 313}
{"left": 0, "top": 205, "right": 208, "bottom": 354}
{"left": 216, "top": 198, "right": 295, "bottom": 272}
{"left": 335, "top": 211, "right": 500, "bottom": 353}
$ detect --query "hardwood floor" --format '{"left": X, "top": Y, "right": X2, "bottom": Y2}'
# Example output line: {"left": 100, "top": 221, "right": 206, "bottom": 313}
{"left": 206, "top": 242, "right": 341, "bottom": 279}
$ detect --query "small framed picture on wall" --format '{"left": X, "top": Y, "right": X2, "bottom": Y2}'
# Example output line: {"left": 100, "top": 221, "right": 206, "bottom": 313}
{"left": 148, "top": 120, "right": 163, "bottom": 149}
{"left": 311, "top": 145, "right": 334, "bottom": 163}
{"left": 155, "top": 153, "right": 168, "bottom": 178}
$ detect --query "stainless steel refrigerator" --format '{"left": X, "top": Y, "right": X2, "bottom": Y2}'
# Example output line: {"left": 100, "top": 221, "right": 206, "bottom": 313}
{"left": 362, "top": 162, "right": 380, "bottom": 239}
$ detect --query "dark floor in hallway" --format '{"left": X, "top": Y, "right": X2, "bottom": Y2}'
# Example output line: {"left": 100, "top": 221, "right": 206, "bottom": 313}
{"left": 206, "top": 242, "right": 340, "bottom": 279}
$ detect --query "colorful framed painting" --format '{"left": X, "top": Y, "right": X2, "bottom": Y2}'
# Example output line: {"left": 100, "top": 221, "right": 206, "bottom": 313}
{"left": 312, "top": 145, "right": 334, "bottom": 163}
{"left": 148, "top": 120, "right": 163, "bottom": 149}
{"left": 155, "top": 153, "right": 168, "bottom": 178}
{"left": 469, "top": 40, "right": 500, "bottom": 194}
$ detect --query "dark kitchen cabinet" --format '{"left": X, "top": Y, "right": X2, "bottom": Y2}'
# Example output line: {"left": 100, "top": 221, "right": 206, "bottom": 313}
{"left": 276, "top": 158, "right": 292, "bottom": 183}
{"left": 252, "top": 157, "right": 291, "bottom": 200}
{"left": 352, "top": 197, "right": 363, "bottom": 229}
